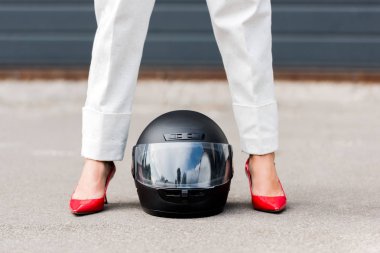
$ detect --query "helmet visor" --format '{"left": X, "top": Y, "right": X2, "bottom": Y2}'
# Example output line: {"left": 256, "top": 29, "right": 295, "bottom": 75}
{"left": 133, "top": 142, "right": 233, "bottom": 188}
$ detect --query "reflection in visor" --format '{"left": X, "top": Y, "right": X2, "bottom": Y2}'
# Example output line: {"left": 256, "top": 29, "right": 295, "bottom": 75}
{"left": 134, "top": 142, "right": 232, "bottom": 188}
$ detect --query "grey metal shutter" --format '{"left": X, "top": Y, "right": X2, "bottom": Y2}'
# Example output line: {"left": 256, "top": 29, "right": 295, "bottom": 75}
{"left": 0, "top": 0, "right": 379, "bottom": 69}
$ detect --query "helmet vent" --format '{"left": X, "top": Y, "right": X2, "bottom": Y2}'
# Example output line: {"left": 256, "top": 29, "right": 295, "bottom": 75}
{"left": 164, "top": 133, "right": 205, "bottom": 141}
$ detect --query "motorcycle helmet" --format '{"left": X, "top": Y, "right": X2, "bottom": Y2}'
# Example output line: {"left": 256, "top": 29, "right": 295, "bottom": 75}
{"left": 132, "top": 110, "right": 233, "bottom": 218}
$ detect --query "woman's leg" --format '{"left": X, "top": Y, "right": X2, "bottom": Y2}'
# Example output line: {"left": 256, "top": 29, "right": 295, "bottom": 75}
{"left": 206, "top": 0, "right": 284, "bottom": 196}
{"left": 83, "top": 0, "right": 156, "bottom": 161}
{"left": 73, "top": 0, "right": 156, "bottom": 200}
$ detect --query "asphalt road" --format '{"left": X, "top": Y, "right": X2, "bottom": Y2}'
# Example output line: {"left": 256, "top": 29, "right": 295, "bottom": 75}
{"left": 0, "top": 80, "right": 379, "bottom": 253}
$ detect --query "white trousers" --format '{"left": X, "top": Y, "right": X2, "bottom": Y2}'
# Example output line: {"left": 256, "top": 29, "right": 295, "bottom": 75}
{"left": 82, "top": 0, "right": 278, "bottom": 161}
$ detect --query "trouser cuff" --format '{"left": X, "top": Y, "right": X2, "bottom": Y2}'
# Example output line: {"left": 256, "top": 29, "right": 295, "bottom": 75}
{"left": 232, "top": 102, "right": 279, "bottom": 155}
{"left": 81, "top": 107, "right": 131, "bottom": 161}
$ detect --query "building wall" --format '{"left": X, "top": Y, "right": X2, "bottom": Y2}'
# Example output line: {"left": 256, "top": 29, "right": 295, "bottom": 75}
{"left": 1, "top": 0, "right": 379, "bottom": 70}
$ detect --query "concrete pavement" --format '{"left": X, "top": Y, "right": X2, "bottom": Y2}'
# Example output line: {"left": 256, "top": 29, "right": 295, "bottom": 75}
{"left": 0, "top": 80, "right": 379, "bottom": 252}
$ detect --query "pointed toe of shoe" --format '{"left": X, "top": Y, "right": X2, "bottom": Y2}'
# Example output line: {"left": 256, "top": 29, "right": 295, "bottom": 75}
{"left": 252, "top": 195, "right": 287, "bottom": 213}
{"left": 69, "top": 198, "right": 105, "bottom": 215}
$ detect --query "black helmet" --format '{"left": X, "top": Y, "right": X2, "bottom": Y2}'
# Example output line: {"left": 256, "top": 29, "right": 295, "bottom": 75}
{"left": 132, "top": 110, "right": 233, "bottom": 218}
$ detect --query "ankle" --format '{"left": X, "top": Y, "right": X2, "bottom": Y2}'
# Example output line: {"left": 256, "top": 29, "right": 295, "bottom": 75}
{"left": 249, "top": 152, "right": 275, "bottom": 163}
{"left": 78, "top": 159, "right": 115, "bottom": 185}
{"left": 249, "top": 153, "right": 275, "bottom": 170}
{"left": 84, "top": 159, "right": 114, "bottom": 170}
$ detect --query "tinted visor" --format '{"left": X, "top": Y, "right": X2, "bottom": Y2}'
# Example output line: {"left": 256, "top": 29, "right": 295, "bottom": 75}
{"left": 133, "top": 142, "right": 233, "bottom": 188}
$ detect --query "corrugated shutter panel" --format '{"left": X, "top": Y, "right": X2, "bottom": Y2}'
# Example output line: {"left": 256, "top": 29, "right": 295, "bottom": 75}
{"left": 0, "top": 0, "right": 379, "bottom": 69}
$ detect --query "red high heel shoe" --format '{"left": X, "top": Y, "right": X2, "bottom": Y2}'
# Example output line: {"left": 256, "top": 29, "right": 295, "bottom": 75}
{"left": 70, "top": 163, "right": 116, "bottom": 215}
{"left": 245, "top": 158, "right": 286, "bottom": 213}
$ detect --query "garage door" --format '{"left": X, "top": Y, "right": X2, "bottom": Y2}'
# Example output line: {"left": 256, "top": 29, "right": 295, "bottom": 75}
{"left": 1, "top": 0, "right": 379, "bottom": 70}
